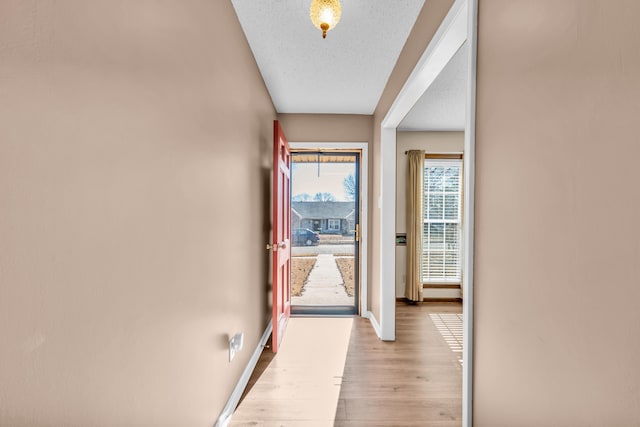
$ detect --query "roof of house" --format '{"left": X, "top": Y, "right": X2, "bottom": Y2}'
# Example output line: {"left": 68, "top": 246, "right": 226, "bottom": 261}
{"left": 291, "top": 201, "right": 355, "bottom": 220}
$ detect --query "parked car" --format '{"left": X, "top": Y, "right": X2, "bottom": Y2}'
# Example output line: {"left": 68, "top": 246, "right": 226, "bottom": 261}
{"left": 292, "top": 228, "right": 320, "bottom": 246}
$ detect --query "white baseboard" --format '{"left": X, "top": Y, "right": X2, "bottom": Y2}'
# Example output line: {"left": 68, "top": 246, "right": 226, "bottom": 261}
{"left": 214, "top": 322, "right": 272, "bottom": 427}
{"left": 365, "top": 311, "right": 383, "bottom": 340}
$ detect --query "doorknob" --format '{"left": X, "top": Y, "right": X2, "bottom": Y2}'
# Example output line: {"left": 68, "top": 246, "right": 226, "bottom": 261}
{"left": 266, "top": 241, "right": 287, "bottom": 251}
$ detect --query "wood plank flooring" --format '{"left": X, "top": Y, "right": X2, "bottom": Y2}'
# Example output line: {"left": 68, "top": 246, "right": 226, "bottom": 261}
{"left": 231, "top": 302, "right": 462, "bottom": 427}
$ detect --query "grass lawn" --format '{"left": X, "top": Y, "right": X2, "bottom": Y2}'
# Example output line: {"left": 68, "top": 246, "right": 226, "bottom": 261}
{"left": 291, "top": 257, "right": 316, "bottom": 296}
{"left": 335, "top": 257, "right": 355, "bottom": 297}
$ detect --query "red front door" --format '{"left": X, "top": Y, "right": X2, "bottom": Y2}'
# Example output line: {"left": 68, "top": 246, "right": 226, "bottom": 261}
{"left": 271, "top": 120, "right": 291, "bottom": 353}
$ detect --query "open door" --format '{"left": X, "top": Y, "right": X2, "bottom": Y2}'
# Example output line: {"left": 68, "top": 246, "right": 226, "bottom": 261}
{"left": 270, "top": 120, "right": 291, "bottom": 353}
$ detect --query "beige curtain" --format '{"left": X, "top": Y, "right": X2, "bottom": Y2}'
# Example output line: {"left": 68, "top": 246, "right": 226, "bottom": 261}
{"left": 405, "top": 150, "right": 424, "bottom": 302}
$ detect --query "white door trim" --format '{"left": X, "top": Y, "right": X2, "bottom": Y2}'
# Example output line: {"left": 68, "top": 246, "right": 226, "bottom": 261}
{"left": 378, "top": 0, "right": 477, "bottom": 425}
{"left": 462, "top": 2, "right": 478, "bottom": 425}
{"left": 289, "top": 142, "right": 369, "bottom": 316}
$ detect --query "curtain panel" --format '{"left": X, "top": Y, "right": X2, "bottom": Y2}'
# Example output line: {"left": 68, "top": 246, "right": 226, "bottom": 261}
{"left": 405, "top": 150, "right": 424, "bottom": 302}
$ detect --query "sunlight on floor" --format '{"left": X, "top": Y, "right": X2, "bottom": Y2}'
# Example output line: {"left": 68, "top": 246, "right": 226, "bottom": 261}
{"left": 231, "top": 317, "right": 353, "bottom": 427}
{"left": 430, "top": 313, "right": 463, "bottom": 364}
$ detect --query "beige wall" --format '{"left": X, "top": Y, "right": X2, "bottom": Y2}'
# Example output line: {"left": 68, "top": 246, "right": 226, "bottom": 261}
{"left": 277, "top": 114, "right": 373, "bottom": 144}
{"left": 370, "top": 0, "right": 456, "bottom": 321}
{"left": 474, "top": 1, "right": 640, "bottom": 425}
{"left": 0, "top": 1, "right": 275, "bottom": 426}
{"left": 395, "top": 131, "right": 464, "bottom": 298}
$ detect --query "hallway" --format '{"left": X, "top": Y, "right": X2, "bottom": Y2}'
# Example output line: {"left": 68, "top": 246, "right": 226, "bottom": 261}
{"left": 231, "top": 302, "right": 462, "bottom": 426}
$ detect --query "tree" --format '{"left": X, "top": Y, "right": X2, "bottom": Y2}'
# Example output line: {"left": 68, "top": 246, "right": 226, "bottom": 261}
{"left": 313, "top": 192, "right": 336, "bottom": 202}
{"left": 292, "top": 193, "right": 313, "bottom": 201}
{"left": 343, "top": 174, "right": 356, "bottom": 201}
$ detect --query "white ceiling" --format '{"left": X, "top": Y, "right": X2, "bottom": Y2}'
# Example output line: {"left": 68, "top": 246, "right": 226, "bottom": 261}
{"left": 231, "top": 0, "right": 426, "bottom": 114}
{"left": 398, "top": 42, "right": 467, "bottom": 131}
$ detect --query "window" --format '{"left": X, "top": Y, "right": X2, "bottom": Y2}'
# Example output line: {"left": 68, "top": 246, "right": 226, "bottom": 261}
{"left": 328, "top": 219, "right": 341, "bottom": 231}
{"left": 423, "top": 159, "right": 462, "bottom": 283}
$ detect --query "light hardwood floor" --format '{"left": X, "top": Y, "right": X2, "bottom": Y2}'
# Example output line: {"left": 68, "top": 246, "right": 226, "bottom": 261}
{"left": 231, "top": 302, "right": 462, "bottom": 427}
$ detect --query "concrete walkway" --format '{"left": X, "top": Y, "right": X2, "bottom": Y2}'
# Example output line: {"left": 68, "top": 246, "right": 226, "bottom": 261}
{"left": 291, "top": 254, "right": 353, "bottom": 306}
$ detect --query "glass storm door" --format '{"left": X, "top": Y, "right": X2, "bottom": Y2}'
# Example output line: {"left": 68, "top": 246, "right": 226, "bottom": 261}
{"left": 289, "top": 151, "right": 360, "bottom": 316}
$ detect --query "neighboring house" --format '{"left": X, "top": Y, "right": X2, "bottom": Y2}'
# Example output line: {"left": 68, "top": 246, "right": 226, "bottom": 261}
{"left": 291, "top": 201, "right": 355, "bottom": 235}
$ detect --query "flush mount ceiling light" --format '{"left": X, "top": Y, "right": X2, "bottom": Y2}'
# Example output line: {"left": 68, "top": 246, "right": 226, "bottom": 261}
{"left": 310, "top": 0, "right": 342, "bottom": 39}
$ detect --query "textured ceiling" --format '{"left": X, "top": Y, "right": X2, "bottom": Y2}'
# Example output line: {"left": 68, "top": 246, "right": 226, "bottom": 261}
{"left": 231, "top": 0, "right": 426, "bottom": 114}
{"left": 399, "top": 42, "right": 468, "bottom": 131}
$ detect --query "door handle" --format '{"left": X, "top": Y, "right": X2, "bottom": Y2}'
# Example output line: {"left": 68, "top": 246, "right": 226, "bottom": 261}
{"left": 266, "top": 241, "right": 287, "bottom": 251}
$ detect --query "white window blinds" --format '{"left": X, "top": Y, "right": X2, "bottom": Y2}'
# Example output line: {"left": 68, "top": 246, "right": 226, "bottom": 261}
{"left": 423, "top": 159, "right": 462, "bottom": 283}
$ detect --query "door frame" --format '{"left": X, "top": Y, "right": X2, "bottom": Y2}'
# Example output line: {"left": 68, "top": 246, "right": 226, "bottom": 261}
{"left": 378, "top": 0, "right": 477, "bottom": 426}
{"left": 289, "top": 142, "right": 369, "bottom": 316}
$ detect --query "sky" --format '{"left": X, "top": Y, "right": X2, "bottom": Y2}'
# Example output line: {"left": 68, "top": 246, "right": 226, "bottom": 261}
{"left": 291, "top": 162, "right": 355, "bottom": 202}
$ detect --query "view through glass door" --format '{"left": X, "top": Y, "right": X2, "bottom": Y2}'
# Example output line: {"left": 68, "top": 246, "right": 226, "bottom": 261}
{"left": 290, "top": 151, "right": 360, "bottom": 315}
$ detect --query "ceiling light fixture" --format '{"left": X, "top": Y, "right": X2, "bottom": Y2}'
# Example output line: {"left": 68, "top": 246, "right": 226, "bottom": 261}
{"left": 310, "top": 0, "right": 342, "bottom": 39}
